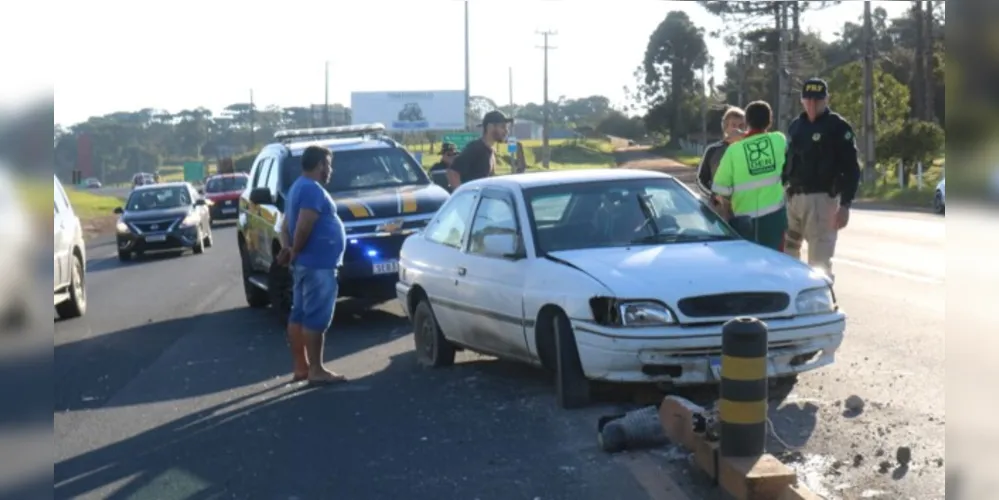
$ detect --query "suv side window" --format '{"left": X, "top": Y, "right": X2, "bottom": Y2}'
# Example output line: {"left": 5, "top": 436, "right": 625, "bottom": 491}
{"left": 265, "top": 157, "right": 280, "bottom": 194}
{"left": 425, "top": 191, "right": 477, "bottom": 249}
{"left": 468, "top": 195, "right": 520, "bottom": 257}
{"left": 250, "top": 155, "right": 268, "bottom": 187}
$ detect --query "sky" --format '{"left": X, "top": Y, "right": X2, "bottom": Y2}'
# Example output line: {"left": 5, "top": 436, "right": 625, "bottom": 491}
{"left": 39, "top": 0, "right": 912, "bottom": 126}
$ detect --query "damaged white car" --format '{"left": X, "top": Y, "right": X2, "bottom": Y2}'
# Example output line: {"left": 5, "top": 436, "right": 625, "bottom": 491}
{"left": 396, "top": 169, "right": 845, "bottom": 409}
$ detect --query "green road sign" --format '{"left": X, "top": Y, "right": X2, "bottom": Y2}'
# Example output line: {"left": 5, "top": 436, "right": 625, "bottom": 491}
{"left": 183, "top": 161, "right": 205, "bottom": 182}
{"left": 443, "top": 133, "right": 478, "bottom": 151}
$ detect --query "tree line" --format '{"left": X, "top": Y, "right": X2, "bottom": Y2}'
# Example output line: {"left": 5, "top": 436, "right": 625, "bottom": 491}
{"left": 53, "top": 95, "right": 642, "bottom": 184}
{"left": 629, "top": 0, "right": 945, "bottom": 183}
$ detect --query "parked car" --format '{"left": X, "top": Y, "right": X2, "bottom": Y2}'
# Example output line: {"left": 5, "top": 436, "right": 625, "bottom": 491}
{"left": 113, "top": 182, "right": 213, "bottom": 261}
{"left": 84, "top": 177, "right": 102, "bottom": 189}
{"left": 395, "top": 169, "right": 845, "bottom": 409}
{"left": 202, "top": 172, "right": 249, "bottom": 224}
{"left": 132, "top": 172, "right": 155, "bottom": 189}
{"left": 934, "top": 177, "right": 945, "bottom": 214}
{"left": 54, "top": 175, "right": 87, "bottom": 320}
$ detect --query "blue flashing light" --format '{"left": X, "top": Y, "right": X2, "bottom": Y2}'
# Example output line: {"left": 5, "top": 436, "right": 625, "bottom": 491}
{"left": 350, "top": 239, "right": 358, "bottom": 244}
{"left": 367, "top": 249, "right": 378, "bottom": 257}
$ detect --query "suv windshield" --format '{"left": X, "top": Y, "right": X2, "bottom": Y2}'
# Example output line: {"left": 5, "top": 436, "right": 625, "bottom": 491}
{"left": 526, "top": 178, "right": 737, "bottom": 253}
{"left": 125, "top": 186, "right": 192, "bottom": 211}
{"left": 282, "top": 147, "right": 428, "bottom": 193}
{"left": 205, "top": 176, "right": 248, "bottom": 193}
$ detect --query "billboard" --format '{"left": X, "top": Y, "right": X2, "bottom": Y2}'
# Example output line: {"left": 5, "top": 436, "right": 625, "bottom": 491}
{"left": 351, "top": 90, "right": 465, "bottom": 131}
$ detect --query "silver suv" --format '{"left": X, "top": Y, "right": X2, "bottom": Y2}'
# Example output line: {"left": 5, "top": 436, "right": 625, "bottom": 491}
{"left": 54, "top": 175, "right": 87, "bottom": 319}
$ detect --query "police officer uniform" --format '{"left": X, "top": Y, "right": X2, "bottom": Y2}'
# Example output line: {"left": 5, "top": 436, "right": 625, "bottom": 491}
{"left": 782, "top": 78, "right": 861, "bottom": 276}
{"left": 428, "top": 142, "right": 457, "bottom": 192}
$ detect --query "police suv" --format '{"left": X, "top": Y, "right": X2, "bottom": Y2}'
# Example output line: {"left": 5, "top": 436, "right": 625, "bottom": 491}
{"left": 236, "top": 123, "right": 449, "bottom": 318}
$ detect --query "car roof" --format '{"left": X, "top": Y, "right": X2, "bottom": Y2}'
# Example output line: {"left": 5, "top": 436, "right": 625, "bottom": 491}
{"left": 207, "top": 172, "right": 248, "bottom": 179}
{"left": 133, "top": 181, "right": 191, "bottom": 191}
{"left": 284, "top": 137, "right": 395, "bottom": 156}
{"left": 463, "top": 168, "right": 672, "bottom": 190}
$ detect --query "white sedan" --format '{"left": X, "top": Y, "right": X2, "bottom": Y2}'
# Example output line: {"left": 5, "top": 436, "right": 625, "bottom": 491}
{"left": 396, "top": 169, "right": 845, "bottom": 409}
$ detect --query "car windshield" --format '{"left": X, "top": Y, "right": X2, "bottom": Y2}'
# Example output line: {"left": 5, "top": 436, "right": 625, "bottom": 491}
{"left": 205, "top": 176, "right": 248, "bottom": 193}
{"left": 282, "top": 147, "right": 428, "bottom": 193}
{"left": 526, "top": 178, "right": 737, "bottom": 253}
{"left": 125, "top": 186, "right": 192, "bottom": 211}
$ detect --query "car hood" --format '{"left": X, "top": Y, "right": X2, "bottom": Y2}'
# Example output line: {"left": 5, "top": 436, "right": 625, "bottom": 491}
{"left": 121, "top": 206, "right": 193, "bottom": 222}
{"left": 331, "top": 184, "right": 449, "bottom": 222}
{"left": 547, "top": 240, "right": 830, "bottom": 298}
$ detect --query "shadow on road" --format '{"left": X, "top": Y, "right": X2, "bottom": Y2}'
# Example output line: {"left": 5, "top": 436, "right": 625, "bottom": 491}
{"left": 53, "top": 347, "right": 644, "bottom": 500}
{"left": 54, "top": 299, "right": 407, "bottom": 412}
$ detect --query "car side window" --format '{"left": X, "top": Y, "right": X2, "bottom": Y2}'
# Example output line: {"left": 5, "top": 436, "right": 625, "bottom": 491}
{"left": 250, "top": 156, "right": 268, "bottom": 187}
{"left": 265, "top": 158, "right": 280, "bottom": 194}
{"left": 468, "top": 196, "right": 520, "bottom": 258}
{"left": 425, "top": 192, "right": 477, "bottom": 249}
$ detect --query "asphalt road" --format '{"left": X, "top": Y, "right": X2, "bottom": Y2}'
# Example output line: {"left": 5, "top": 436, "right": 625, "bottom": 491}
{"left": 53, "top": 191, "right": 945, "bottom": 498}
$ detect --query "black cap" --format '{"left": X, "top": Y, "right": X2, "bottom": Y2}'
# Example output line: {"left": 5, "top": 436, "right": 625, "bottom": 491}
{"left": 482, "top": 110, "right": 513, "bottom": 127}
{"left": 801, "top": 78, "right": 828, "bottom": 99}
{"left": 440, "top": 142, "right": 457, "bottom": 154}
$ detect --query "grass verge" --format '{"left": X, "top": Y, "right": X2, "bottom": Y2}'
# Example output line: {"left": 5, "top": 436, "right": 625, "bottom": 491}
{"left": 856, "top": 160, "right": 943, "bottom": 208}
{"left": 648, "top": 146, "right": 700, "bottom": 167}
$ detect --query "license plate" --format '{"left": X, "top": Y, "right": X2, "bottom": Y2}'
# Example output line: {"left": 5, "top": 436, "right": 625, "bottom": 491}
{"left": 709, "top": 357, "right": 722, "bottom": 380}
{"left": 222, "top": 208, "right": 237, "bottom": 214}
{"left": 372, "top": 260, "right": 399, "bottom": 275}
{"left": 146, "top": 235, "right": 167, "bottom": 242}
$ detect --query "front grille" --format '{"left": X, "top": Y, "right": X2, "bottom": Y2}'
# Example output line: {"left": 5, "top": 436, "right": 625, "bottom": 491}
{"left": 131, "top": 218, "right": 180, "bottom": 233}
{"left": 677, "top": 292, "right": 790, "bottom": 318}
{"left": 343, "top": 234, "right": 408, "bottom": 263}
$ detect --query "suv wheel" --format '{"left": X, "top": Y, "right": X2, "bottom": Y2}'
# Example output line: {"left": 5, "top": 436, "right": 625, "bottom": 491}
{"left": 268, "top": 260, "right": 293, "bottom": 324}
{"left": 55, "top": 254, "right": 87, "bottom": 319}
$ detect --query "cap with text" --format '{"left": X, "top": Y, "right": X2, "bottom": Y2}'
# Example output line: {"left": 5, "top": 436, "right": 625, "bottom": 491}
{"left": 801, "top": 78, "right": 828, "bottom": 99}
{"left": 482, "top": 110, "right": 513, "bottom": 127}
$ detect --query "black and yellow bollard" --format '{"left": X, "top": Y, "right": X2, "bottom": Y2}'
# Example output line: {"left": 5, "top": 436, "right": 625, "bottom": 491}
{"left": 719, "top": 316, "right": 769, "bottom": 457}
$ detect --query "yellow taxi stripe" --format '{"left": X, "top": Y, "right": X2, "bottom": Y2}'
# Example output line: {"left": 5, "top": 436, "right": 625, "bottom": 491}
{"left": 341, "top": 200, "right": 372, "bottom": 218}
{"left": 720, "top": 355, "right": 767, "bottom": 381}
{"left": 400, "top": 191, "right": 418, "bottom": 213}
{"left": 718, "top": 399, "right": 767, "bottom": 425}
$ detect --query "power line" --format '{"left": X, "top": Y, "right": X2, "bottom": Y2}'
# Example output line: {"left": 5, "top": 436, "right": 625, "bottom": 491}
{"left": 536, "top": 30, "right": 557, "bottom": 170}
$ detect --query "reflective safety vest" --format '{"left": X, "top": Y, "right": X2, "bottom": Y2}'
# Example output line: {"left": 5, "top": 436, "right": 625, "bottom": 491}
{"left": 711, "top": 131, "right": 786, "bottom": 218}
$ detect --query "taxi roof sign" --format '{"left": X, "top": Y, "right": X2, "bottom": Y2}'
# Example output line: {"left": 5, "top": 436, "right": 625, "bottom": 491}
{"left": 274, "top": 123, "right": 386, "bottom": 142}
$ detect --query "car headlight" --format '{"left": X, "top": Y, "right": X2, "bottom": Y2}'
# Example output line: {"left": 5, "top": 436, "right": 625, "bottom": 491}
{"left": 116, "top": 220, "right": 130, "bottom": 233}
{"left": 618, "top": 301, "right": 676, "bottom": 327}
{"left": 795, "top": 287, "right": 835, "bottom": 315}
{"left": 180, "top": 213, "right": 200, "bottom": 227}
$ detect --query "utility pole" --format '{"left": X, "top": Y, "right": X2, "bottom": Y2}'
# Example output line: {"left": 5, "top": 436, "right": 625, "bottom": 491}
{"left": 508, "top": 67, "right": 514, "bottom": 111}
{"left": 700, "top": 63, "right": 708, "bottom": 148}
{"left": 923, "top": 0, "right": 935, "bottom": 123}
{"left": 324, "top": 61, "right": 330, "bottom": 126}
{"left": 775, "top": 2, "right": 789, "bottom": 132}
{"left": 463, "top": 0, "right": 471, "bottom": 130}
{"left": 537, "top": 30, "right": 557, "bottom": 169}
{"left": 737, "top": 39, "right": 746, "bottom": 107}
{"left": 249, "top": 89, "right": 255, "bottom": 151}
{"left": 862, "top": 1, "right": 877, "bottom": 184}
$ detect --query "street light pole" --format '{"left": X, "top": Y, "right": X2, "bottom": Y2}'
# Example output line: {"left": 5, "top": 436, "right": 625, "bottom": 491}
{"left": 464, "top": 0, "right": 471, "bottom": 131}
{"left": 324, "top": 60, "right": 330, "bottom": 126}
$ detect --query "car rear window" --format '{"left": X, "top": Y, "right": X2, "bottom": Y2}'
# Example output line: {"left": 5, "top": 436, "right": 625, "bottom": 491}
{"left": 206, "top": 176, "right": 248, "bottom": 193}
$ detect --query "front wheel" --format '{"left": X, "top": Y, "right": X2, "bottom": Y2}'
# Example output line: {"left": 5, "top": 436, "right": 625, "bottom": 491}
{"left": 55, "top": 255, "right": 87, "bottom": 319}
{"left": 553, "top": 312, "right": 591, "bottom": 409}
{"left": 413, "top": 299, "right": 455, "bottom": 367}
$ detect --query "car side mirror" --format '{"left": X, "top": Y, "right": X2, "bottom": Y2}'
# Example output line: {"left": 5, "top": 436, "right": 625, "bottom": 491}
{"left": 249, "top": 187, "right": 273, "bottom": 205}
{"left": 113, "top": 207, "right": 124, "bottom": 214}
{"left": 482, "top": 233, "right": 520, "bottom": 259}
{"left": 194, "top": 198, "right": 207, "bottom": 206}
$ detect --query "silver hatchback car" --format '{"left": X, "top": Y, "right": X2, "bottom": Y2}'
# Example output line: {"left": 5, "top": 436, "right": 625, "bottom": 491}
{"left": 54, "top": 175, "right": 87, "bottom": 319}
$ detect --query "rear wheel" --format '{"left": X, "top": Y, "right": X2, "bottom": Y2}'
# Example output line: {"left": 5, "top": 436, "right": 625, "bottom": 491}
{"left": 413, "top": 299, "right": 455, "bottom": 367}
{"left": 55, "top": 254, "right": 87, "bottom": 319}
{"left": 268, "top": 260, "right": 293, "bottom": 324}
{"left": 553, "top": 312, "right": 591, "bottom": 409}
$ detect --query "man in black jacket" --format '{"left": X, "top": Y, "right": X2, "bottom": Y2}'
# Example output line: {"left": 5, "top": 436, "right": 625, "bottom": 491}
{"left": 428, "top": 142, "right": 457, "bottom": 192}
{"left": 696, "top": 106, "right": 745, "bottom": 217}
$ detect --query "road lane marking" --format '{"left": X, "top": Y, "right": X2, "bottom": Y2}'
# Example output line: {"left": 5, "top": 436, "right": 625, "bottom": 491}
{"left": 832, "top": 257, "right": 943, "bottom": 284}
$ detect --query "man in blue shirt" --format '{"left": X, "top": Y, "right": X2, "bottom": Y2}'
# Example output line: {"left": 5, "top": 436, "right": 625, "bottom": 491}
{"left": 277, "top": 145, "right": 347, "bottom": 385}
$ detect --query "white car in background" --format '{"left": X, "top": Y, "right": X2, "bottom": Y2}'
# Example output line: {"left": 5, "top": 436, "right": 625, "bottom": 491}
{"left": 396, "top": 169, "right": 845, "bottom": 409}
{"left": 934, "top": 177, "right": 945, "bottom": 214}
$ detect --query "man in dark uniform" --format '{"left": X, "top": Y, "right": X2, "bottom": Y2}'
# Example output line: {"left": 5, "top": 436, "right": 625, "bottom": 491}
{"left": 428, "top": 142, "right": 457, "bottom": 192}
{"left": 782, "top": 78, "right": 862, "bottom": 279}
{"left": 447, "top": 110, "right": 511, "bottom": 189}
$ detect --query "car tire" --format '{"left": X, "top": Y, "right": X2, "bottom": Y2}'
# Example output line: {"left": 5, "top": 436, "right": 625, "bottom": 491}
{"left": 413, "top": 299, "right": 455, "bottom": 367}
{"left": 268, "top": 260, "right": 293, "bottom": 324}
{"left": 118, "top": 250, "right": 132, "bottom": 262}
{"left": 192, "top": 231, "right": 205, "bottom": 254}
{"left": 204, "top": 227, "right": 214, "bottom": 248}
{"left": 240, "top": 241, "right": 269, "bottom": 309}
{"left": 933, "top": 191, "right": 945, "bottom": 214}
{"left": 55, "top": 254, "right": 86, "bottom": 319}
{"left": 553, "top": 312, "right": 591, "bottom": 409}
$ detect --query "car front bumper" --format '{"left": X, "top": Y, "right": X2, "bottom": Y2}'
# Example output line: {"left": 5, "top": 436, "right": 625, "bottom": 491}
{"left": 117, "top": 226, "right": 201, "bottom": 253}
{"left": 571, "top": 312, "right": 846, "bottom": 385}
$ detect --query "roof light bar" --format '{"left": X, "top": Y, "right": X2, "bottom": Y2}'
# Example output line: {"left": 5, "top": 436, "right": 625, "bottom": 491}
{"left": 273, "top": 123, "right": 387, "bottom": 142}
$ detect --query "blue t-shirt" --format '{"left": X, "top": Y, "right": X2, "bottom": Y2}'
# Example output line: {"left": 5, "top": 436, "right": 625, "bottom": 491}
{"left": 286, "top": 176, "right": 346, "bottom": 270}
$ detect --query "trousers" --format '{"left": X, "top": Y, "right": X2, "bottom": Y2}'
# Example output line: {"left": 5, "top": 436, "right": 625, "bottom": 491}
{"left": 784, "top": 192, "right": 839, "bottom": 274}
{"left": 730, "top": 207, "right": 787, "bottom": 252}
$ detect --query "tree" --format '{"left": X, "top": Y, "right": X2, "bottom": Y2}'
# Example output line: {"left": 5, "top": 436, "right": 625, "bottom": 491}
{"left": 826, "top": 61, "right": 910, "bottom": 136}
{"left": 876, "top": 120, "right": 944, "bottom": 187}
{"left": 596, "top": 111, "right": 646, "bottom": 140}
{"left": 640, "top": 11, "right": 708, "bottom": 141}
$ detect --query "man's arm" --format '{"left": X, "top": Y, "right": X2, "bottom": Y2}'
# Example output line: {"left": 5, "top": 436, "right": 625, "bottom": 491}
{"left": 446, "top": 151, "right": 467, "bottom": 188}
{"left": 290, "top": 185, "right": 324, "bottom": 254}
{"left": 835, "top": 121, "right": 862, "bottom": 206}
{"left": 696, "top": 144, "right": 718, "bottom": 195}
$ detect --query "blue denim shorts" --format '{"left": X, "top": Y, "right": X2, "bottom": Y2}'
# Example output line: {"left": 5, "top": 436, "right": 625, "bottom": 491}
{"left": 289, "top": 265, "right": 338, "bottom": 333}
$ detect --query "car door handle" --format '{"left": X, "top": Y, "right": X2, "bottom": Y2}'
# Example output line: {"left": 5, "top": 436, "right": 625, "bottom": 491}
{"left": 456, "top": 266, "right": 466, "bottom": 276}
